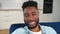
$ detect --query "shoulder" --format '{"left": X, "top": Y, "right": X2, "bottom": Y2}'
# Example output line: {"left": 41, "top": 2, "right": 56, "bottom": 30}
{"left": 11, "top": 27, "right": 27, "bottom": 34}
{"left": 40, "top": 25, "right": 57, "bottom": 34}
{"left": 41, "top": 25, "right": 55, "bottom": 31}
{"left": 40, "top": 25, "right": 53, "bottom": 29}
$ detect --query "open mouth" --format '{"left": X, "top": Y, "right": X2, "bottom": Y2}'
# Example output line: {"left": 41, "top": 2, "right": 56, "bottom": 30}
{"left": 29, "top": 21, "right": 35, "bottom": 25}
{"left": 28, "top": 21, "right": 36, "bottom": 27}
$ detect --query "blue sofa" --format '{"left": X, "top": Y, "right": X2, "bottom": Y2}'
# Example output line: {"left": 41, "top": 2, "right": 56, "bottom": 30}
{"left": 9, "top": 22, "right": 60, "bottom": 34}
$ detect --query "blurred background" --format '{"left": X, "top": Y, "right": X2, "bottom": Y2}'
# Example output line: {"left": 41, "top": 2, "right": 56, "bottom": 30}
{"left": 0, "top": 0, "right": 60, "bottom": 34}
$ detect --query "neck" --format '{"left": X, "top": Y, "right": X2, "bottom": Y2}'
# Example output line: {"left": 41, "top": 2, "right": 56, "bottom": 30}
{"left": 29, "top": 25, "right": 41, "bottom": 32}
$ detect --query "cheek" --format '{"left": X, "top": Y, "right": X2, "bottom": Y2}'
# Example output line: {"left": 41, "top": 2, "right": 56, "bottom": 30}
{"left": 34, "top": 15, "right": 39, "bottom": 20}
{"left": 24, "top": 17, "right": 28, "bottom": 21}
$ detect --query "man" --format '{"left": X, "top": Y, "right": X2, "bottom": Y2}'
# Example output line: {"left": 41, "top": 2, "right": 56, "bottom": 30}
{"left": 12, "top": 1, "right": 57, "bottom": 34}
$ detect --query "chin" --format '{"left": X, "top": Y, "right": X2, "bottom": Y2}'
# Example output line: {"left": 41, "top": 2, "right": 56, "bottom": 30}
{"left": 28, "top": 24, "right": 37, "bottom": 29}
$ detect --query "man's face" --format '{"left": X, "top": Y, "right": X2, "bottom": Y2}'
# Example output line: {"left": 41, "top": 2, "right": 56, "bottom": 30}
{"left": 23, "top": 6, "right": 39, "bottom": 29}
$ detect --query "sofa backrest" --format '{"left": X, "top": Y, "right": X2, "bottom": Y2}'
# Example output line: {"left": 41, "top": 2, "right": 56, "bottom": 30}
{"left": 9, "top": 22, "right": 60, "bottom": 34}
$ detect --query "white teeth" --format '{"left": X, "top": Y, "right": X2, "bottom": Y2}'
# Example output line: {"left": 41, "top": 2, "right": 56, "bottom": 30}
{"left": 29, "top": 22, "right": 35, "bottom": 25}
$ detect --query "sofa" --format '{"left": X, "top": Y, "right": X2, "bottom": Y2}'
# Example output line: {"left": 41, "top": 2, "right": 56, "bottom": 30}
{"left": 9, "top": 22, "right": 60, "bottom": 34}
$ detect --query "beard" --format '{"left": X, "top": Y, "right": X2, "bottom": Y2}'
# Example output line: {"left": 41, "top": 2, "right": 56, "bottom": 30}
{"left": 24, "top": 18, "right": 39, "bottom": 29}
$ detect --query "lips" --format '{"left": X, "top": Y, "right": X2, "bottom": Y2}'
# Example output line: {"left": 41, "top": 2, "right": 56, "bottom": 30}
{"left": 29, "top": 21, "right": 35, "bottom": 26}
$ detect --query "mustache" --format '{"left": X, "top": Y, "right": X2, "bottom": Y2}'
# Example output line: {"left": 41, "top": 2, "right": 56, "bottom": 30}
{"left": 27, "top": 20, "right": 36, "bottom": 23}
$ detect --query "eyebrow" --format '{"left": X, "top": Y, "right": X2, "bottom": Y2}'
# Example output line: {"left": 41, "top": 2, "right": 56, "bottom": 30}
{"left": 24, "top": 12, "right": 36, "bottom": 14}
{"left": 32, "top": 12, "right": 36, "bottom": 13}
{"left": 24, "top": 13, "right": 28, "bottom": 14}
{"left": 23, "top": 10, "right": 38, "bottom": 14}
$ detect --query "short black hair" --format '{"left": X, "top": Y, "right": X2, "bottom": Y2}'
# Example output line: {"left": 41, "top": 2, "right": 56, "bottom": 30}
{"left": 22, "top": 1, "right": 38, "bottom": 10}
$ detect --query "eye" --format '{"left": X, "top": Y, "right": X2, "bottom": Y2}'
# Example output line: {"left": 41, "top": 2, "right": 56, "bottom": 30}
{"left": 32, "top": 13, "right": 37, "bottom": 16}
{"left": 24, "top": 14, "right": 29, "bottom": 17}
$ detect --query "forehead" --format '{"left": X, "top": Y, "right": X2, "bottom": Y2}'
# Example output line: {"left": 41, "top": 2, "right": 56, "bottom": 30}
{"left": 23, "top": 7, "right": 38, "bottom": 13}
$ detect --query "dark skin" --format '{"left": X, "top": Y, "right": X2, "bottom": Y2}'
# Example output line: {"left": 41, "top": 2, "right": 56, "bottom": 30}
{"left": 23, "top": 6, "right": 41, "bottom": 32}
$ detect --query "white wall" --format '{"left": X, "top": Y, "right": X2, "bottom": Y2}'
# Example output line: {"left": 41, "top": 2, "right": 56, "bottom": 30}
{"left": 40, "top": 0, "right": 60, "bottom": 22}
{"left": 0, "top": 0, "right": 27, "bottom": 30}
{"left": 0, "top": 11, "right": 24, "bottom": 30}
{"left": 0, "top": 0, "right": 28, "bottom": 9}
{"left": 0, "top": 0, "right": 60, "bottom": 30}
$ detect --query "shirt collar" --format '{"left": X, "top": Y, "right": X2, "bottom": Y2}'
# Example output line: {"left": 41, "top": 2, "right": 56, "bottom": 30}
{"left": 24, "top": 24, "right": 46, "bottom": 34}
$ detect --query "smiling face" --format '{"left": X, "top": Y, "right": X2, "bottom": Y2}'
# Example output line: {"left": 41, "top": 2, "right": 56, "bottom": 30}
{"left": 23, "top": 6, "right": 39, "bottom": 29}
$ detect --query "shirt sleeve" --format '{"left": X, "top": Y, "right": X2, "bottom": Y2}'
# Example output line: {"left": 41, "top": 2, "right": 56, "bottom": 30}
{"left": 45, "top": 26, "right": 57, "bottom": 34}
{"left": 11, "top": 28, "right": 27, "bottom": 34}
{"left": 49, "top": 27, "right": 57, "bottom": 34}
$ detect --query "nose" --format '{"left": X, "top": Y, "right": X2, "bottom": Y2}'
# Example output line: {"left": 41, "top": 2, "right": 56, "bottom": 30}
{"left": 29, "top": 14, "right": 34, "bottom": 20}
